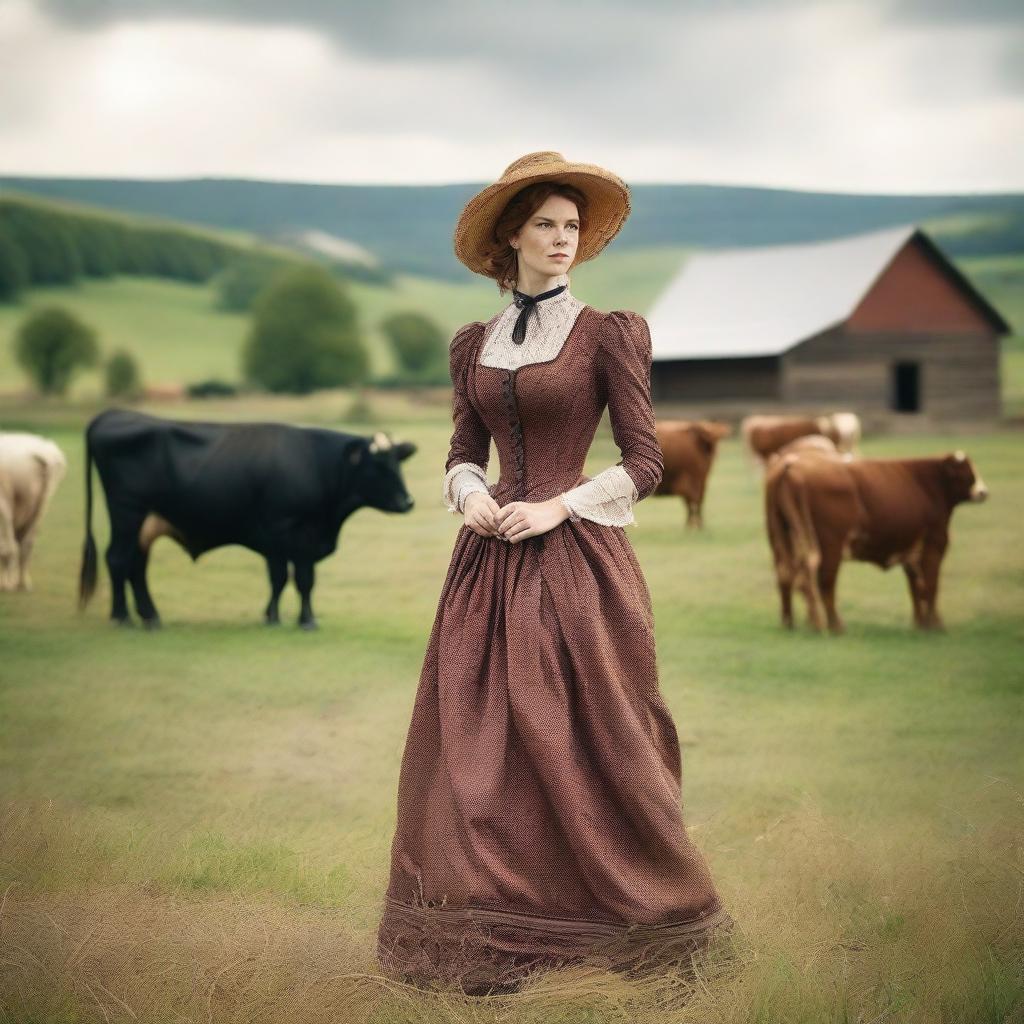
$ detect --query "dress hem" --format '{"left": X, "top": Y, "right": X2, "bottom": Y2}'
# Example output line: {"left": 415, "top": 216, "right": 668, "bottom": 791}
{"left": 376, "top": 894, "right": 734, "bottom": 992}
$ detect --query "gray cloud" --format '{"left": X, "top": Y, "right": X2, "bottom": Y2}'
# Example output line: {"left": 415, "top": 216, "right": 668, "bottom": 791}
{"left": 35, "top": 0, "right": 817, "bottom": 65}
{"left": 21, "top": 2, "right": 888, "bottom": 148}
{"left": 884, "top": 0, "right": 1024, "bottom": 26}
{"left": 4, "top": 0, "right": 1020, "bottom": 189}
{"left": 33, "top": 0, "right": 1024, "bottom": 110}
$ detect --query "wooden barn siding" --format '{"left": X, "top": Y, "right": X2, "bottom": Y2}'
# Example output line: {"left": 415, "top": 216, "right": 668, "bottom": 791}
{"left": 782, "top": 327, "right": 1001, "bottom": 420}
{"left": 651, "top": 356, "right": 780, "bottom": 402}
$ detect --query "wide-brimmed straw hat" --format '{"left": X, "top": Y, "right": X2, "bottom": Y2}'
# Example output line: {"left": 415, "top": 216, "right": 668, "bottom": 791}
{"left": 453, "top": 151, "right": 631, "bottom": 279}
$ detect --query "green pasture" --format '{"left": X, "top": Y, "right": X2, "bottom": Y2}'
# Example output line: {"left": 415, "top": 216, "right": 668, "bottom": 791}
{"left": 0, "top": 247, "right": 690, "bottom": 403}
{"left": 0, "top": 386, "right": 1021, "bottom": 1022}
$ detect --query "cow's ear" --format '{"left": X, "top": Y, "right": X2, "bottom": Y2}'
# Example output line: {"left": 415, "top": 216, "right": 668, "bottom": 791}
{"left": 394, "top": 441, "right": 417, "bottom": 461}
{"left": 690, "top": 425, "right": 715, "bottom": 454}
{"left": 349, "top": 444, "right": 368, "bottom": 465}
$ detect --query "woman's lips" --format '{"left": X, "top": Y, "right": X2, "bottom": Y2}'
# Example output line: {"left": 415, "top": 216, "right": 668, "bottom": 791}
{"left": 549, "top": 254, "right": 568, "bottom": 259}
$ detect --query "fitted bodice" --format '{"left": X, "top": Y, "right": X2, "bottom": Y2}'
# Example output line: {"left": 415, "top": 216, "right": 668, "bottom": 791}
{"left": 467, "top": 305, "right": 614, "bottom": 503}
{"left": 444, "top": 302, "right": 663, "bottom": 528}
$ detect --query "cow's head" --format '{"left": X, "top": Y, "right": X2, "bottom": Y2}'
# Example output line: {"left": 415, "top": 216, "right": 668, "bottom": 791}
{"left": 349, "top": 431, "right": 417, "bottom": 512}
{"left": 942, "top": 450, "right": 989, "bottom": 505}
{"left": 692, "top": 420, "right": 732, "bottom": 452}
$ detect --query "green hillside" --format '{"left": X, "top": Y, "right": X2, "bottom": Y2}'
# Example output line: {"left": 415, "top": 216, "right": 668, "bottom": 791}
{"left": 4, "top": 175, "right": 1022, "bottom": 281}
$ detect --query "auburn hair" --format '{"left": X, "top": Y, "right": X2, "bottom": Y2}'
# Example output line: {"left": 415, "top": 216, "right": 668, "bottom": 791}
{"left": 482, "top": 182, "right": 590, "bottom": 294}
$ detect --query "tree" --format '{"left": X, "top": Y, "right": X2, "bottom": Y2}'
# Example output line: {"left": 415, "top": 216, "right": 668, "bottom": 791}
{"left": 0, "top": 227, "right": 28, "bottom": 302}
{"left": 381, "top": 311, "right": 446, "bottom": 379}
{"left": 4, "top": 206, "right": 81, "bottom": 284}
{"left": 214, "top": 254, "right": 287, "bottom": 312}
{"left": 14, "top": 306, "right": 99, "bottom": 395}
{"left": 243, "top": 266, "right": 368, "bottom": 393}
{"left": 105, "top": 350, "right": 142, "bottom": 399}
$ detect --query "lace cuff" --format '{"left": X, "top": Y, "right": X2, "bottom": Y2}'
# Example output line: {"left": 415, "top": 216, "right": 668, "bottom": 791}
{"left": 560, "top": 465, "right": 640, "bottom": 528}
{"left": 442, "top": 462, "right": 491, "bottom": 515}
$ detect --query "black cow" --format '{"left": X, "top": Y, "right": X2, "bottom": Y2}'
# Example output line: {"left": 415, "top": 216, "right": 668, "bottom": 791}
{"left": 78, "top": 409, "right": 416, "bottom": 629}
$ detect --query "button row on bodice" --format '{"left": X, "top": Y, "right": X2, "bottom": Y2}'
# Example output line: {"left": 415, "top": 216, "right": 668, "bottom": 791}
{"left": 500, "top": 369, "right": 526, "bottom": 496}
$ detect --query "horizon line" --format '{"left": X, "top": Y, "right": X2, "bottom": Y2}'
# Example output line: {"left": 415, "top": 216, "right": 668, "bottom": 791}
{"left": 1, "top": 171, "right": 1021, "bottom": 200}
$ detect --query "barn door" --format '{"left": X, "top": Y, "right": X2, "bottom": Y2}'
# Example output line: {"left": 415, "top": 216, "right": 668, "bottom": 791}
{"left": 891, "top": 361, "right": 921, "bottom": 412}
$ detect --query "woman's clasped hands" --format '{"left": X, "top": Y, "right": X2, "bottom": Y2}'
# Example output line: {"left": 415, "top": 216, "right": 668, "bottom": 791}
{"left": 463, "top": 491, "right": 570, "bottom": 542}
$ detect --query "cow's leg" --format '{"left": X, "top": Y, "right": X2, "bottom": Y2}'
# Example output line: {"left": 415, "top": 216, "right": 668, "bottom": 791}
{"left": 798, "top": 557, "right": 826, "bottom": 633}
{"left": 0, "top": 495, "right": 17, "bottom": 591}
{"left": 16, "top": 519, "right": 41, "bottom": 592}
{"left": 692, "top": 479, "right": 707, "bottom": 530}
{"left": 264, "top": 557, "right": 288, "bottom": 625}
{"left": 902, "top": 563, "right": 926, "bottom": 628}
{"left": 775, "top": 564, "right": 794, "bottom": 629}
{"left": 105, "top": 534, "right": 134, "bottom": 625}
{"left": 105, "top": 510, "right": 149, "bottom": 626}
{"left": 685, "top": 498, "right": 701, "bottom": 529}
{"left": 293, "top": 559, "right": 317, "bottom": 630}
{"left": 818, "top": 552, "right": 844, "bottom": 634}
{"left": 768, "top": 533, "right": 794, "bottom": 628}
{"left": 127, "top": 546, "right": 161, "bottom": 628}
{"left": 918, "top": 544, "right": 946, "bottom": 631}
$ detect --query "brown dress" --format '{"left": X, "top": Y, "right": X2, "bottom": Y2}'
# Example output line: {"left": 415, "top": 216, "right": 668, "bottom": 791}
{"left": 376, "top": 305, "right": 732, "bottom": 992}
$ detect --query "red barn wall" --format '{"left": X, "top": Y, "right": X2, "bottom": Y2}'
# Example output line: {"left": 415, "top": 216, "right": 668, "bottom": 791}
{"left": 847, "top": 238, "right": 994, "bottom": 333}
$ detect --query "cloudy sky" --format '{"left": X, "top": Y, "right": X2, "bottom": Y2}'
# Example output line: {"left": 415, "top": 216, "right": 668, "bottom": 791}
{"left": 1, "top": 0, "right": 1021, "bottom": 193}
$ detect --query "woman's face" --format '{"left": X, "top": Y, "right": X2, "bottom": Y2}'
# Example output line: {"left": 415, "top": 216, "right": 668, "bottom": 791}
{"left": 509, "top": 194, "right": 580, "bottom": 286}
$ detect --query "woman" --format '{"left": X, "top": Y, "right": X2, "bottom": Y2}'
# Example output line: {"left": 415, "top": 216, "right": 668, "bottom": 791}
{"left": 376, "top": 151, "right": 732, "bottom": 995}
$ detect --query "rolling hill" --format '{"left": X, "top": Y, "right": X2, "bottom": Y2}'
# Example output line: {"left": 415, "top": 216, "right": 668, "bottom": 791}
{"left": 3, "top": 175, "right": 1022, "bottom": 281}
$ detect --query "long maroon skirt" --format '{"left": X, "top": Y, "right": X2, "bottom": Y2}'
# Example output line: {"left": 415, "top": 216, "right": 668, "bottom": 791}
{"left": 376, "top": 518, "right": 732, "bottom": 991}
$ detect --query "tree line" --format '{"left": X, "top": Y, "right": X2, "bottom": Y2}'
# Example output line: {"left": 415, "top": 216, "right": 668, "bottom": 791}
{"left": 1, "top": 195, "right": 451, "bottom": 398}
{"left": 0, "top": 194, "right": 292, "bottom": 301}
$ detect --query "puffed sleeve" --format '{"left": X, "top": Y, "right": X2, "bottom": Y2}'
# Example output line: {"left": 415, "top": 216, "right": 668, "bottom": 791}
{"left": 559, "top": 310, "right": 663, "bottom": 527}
{"left": 441, "top": 322, "right": 495, "bottom": 514}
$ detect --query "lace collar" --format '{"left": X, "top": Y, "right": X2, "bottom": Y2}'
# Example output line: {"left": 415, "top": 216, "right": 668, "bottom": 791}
{"left": 479, "top": 275, "right": 587, "bottom": 370}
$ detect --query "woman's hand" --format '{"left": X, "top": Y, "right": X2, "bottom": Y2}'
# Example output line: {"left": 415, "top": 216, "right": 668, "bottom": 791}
{"left": 462, "top": 491, "right": 502, "bottom": 537}
{"left": 493, "top": 497, "right": 571, "bottom": 543}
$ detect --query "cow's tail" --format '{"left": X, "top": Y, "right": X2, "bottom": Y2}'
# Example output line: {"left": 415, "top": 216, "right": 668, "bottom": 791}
{"left": 78, "top": 435, "right": 97, "bottom": 610}
{"left": 765, "top": 465, "right": 793, "bottom": 584}
{"left": 776, "top": 462, "right": 824, "bottom": 627}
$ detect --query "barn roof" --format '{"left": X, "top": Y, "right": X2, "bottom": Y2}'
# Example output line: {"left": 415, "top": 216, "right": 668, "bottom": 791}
{"left": 646, "top": 223, "right": 1010, "bottom": 361}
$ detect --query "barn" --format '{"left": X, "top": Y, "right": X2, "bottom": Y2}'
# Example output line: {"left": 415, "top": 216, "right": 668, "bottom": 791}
{"left": 645, "top": 224, "right": 1009, "bottom": 428}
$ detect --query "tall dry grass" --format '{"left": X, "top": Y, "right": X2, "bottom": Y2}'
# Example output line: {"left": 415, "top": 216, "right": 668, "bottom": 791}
{"left": 2, "top": 787, "right": 1020, "bottom": 1024}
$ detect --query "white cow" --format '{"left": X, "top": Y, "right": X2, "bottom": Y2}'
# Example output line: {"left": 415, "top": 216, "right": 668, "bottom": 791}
{"left": 0, "top": 432, "right": 67, "bottom": 591}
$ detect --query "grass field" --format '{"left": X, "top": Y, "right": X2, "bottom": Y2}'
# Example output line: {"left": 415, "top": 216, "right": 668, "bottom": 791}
{"left": 1, "top": 387, "right": 1021, "bottom": 1022}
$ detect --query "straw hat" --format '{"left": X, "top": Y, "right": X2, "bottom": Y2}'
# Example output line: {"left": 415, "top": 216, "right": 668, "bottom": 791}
{"left": 453, "top": 151, "right": 631, "bottom": 279}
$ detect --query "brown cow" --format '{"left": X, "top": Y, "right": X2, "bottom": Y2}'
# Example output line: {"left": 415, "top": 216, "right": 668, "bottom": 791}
{"left": 743, "top": 412, "right": 860, "bottom": 468}
{"left": 765, "top": 449, "right": 988, "bottom": 633}
{"left": 654, "top": 419, "right": 731, "bottom": 528}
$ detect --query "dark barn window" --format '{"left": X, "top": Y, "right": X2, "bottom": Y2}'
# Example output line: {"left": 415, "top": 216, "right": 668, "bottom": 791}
{"left": 892, "top": 361, "right": 921, "bottom": 413}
